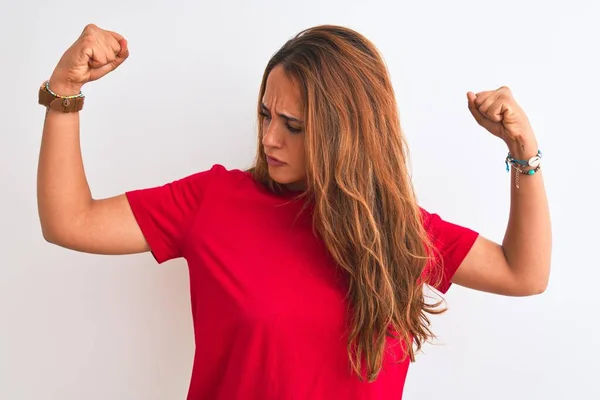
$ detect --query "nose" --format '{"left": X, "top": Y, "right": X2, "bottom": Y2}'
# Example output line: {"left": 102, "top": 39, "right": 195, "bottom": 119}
{"left": 261, "top": 119, "right": 284, "bottom": 149}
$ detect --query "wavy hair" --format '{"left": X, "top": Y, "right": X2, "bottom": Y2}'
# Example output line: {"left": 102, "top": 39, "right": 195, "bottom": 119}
{"left": 250, "top": 25, "right": 445, "bottom": 382}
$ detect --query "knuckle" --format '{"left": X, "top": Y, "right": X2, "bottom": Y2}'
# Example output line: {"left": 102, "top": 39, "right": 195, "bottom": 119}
{"left": 79, "top": 37, "right": 95, "bottom": 53}
{"left": 83, "top": 23, "right": 98, "bottom": 33}
{"left": 81, "top": 35, "right": 95, "bottom": 45}
{"left": 79, "top": 29, "right": 98, "bottom": 46}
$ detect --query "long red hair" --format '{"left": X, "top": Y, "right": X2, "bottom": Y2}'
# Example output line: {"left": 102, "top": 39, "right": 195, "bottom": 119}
{"left": 250, "top": 25, "right": 445, "bottom": 382}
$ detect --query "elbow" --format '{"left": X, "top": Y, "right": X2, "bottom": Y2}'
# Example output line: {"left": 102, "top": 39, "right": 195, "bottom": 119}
{"left": 41, "top": 223, "right": 60, "bottom": 245}
{"left": 527, "top": 280, "right": 548, "bottom": 296}
{"left": 38, "top": 208, "right": 59, "bottom": 244}
{"left": 39, "top": 211, "right": 88, "bottom": 250}
{"left": 520, "top": 274, "right": 550, "bottom": 296}
{"left": 39, "top": 216, "right": 69, "bottom": 247}
{"left": 38, "top": 209, "right": 73, "bottom": 247}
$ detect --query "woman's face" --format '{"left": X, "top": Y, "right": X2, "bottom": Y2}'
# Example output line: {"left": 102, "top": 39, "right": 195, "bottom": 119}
{"left": 261, "top": 65, "right": 306, "bottom": 191}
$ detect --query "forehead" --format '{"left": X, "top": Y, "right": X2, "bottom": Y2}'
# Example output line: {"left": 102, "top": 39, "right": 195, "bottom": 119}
{"left": 262, "top": 65, "right": 303, "bottom": 113}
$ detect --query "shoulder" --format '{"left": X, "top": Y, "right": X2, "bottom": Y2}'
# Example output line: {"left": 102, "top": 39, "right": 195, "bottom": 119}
{"left": 418, "top": 207, "right": 473, "bottom": 233}
{"left": 179, "top": 163, "right": 254, "bottom": 187}
{"left": 129, "top": 163, "right": 260, "bottom": 206}
{"left": 201, "top": 164, "right": 261, "bottom": 190}
{"left": 417, "top": 207, "right": 479, "bottom": 293}
{"left": 418, "top": 207, "right": 442, "bottom": 233}
{"left": 182, "top": 163, "right": 274, "bottom": 202}
{"left": 418, "top": 206, "right": 479, "bottom": 250}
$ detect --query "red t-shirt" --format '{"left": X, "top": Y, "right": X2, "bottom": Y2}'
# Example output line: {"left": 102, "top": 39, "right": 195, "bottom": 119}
{"left": 125, "top": 164, "right": 478, "bottom": 399}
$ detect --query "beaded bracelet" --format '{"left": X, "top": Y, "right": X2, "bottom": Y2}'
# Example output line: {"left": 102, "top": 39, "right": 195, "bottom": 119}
{"left": 505, "top": 149, "right": 542, "bottom": 189}
{"left": 510, "top": 164, "right": 541, "bottom": 189}
{"left": 45, "top": 80, "right": 84, "bottom": 99}
{"left": 505, "top": 149, "right": 542, "bottom": 171}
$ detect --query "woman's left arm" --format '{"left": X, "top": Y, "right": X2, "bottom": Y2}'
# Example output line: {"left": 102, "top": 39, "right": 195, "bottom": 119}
{"left": 451, "top": 86, "right": 552, "bottom": 296}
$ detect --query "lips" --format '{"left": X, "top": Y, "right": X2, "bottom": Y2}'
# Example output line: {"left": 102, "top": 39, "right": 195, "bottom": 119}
{"left": 267, "top": 155, "right": 283, "bottom": 163}
{"left": 266, "top": 154, "right": 286, "bottom": 166}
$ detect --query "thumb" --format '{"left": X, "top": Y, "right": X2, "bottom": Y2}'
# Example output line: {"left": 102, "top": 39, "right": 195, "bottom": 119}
{"left": 116, "top": 38, "right": 129, "bottom": 62}
{"left": 467, "top": 91, "right": 499, "bottom": 134}
{"left": 111, "top": 39, "right": 129, "bottom": 68}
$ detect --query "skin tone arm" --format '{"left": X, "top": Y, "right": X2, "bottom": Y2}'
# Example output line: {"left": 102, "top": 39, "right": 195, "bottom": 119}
{"left": 41, "top": 26, "right": 552, "bottom": 295}
{"left": 37, "top": 24, "right": 149, "bottom": 255}
{"left": 451, "top": 87, "right": 552, "bottom": 296}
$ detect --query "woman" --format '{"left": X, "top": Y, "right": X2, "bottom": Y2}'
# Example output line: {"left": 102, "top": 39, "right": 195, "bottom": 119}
{"left": 37, "top": 24, "right": 551, "bottom": 399}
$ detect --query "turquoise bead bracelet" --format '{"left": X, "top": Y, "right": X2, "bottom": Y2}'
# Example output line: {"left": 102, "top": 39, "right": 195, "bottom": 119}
{"left": 505, "top": 149, "right": 542, "bottom": 172}
{"left": 505, "top": 150, "right": 542, "bottom": 188}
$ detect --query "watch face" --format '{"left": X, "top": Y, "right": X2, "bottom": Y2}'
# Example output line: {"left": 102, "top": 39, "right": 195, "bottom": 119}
{"left": 528, "top": 156, "right": 541, "bottom": 168}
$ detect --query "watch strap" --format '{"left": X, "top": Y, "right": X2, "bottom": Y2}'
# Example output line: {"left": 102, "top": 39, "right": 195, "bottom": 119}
{"left": 38, "top": 81, "right": 85, "bottom": 113}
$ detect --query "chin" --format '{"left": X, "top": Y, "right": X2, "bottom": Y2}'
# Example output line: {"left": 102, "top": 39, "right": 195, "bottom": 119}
{"left": 267, "top": 168, "right": 293, "bottom": 184}
{"left": 267, "top": 167, "right": 305, "bottom": 189}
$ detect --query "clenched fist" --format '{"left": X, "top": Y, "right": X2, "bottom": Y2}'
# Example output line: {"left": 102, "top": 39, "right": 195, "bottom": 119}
{"left": 467, "top": 86, "right": 538, "bottom": 159}
{"left": 49, "top": 24, "right": 129, "bottom": 96}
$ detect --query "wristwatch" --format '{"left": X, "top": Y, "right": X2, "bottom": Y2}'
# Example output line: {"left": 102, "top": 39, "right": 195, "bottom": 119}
{"left": 38, "top": 80, "right": 85, "bottom": 113}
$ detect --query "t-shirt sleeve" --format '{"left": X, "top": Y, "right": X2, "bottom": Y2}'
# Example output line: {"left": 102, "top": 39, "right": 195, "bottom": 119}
{"left": 125, "top": 164, "right": 223, "bottom": 264}
{"left": 420, "top": 208, "right": 479, "bottom": 294}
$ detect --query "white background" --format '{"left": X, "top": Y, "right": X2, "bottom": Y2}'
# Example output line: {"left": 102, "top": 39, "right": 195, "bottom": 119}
{"left": 1, "top": 0, "right": 599, "bottom": 399}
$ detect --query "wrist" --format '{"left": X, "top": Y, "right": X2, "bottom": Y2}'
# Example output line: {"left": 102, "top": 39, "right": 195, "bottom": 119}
{"left": 47, "top": 75, "right": 83, "bottom": 97}
{"left": 505, "top": 135, "right": 538, "bottom": 160}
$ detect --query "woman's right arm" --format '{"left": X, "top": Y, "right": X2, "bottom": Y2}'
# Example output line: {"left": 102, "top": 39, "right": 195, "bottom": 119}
{"left": 37, "top": 24, "right": 149, "bottom": 255}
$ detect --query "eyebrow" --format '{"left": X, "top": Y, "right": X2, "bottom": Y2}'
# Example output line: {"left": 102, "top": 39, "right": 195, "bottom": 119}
{"left": 260, "top": 103, "right": 304, "bottom": 124}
